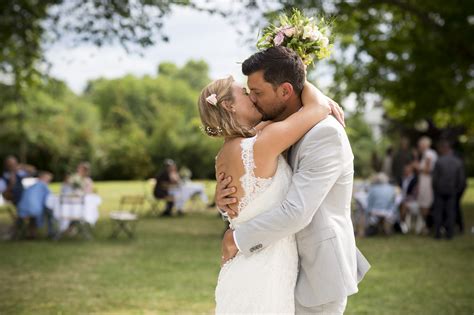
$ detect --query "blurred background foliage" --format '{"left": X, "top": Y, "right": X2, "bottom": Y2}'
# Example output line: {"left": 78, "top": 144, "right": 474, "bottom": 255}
{"left": 0, "top": 0, "right": 473, "bottom": 179}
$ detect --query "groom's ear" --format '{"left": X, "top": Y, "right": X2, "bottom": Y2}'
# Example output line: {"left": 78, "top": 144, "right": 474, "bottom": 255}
{"left": 279, "top": 83, "right": 294, "bottom": 100}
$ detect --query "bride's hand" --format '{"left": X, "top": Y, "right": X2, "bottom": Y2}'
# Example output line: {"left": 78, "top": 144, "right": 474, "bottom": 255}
{"left": 326, "top": 96, "right": 345, "bottom": 127}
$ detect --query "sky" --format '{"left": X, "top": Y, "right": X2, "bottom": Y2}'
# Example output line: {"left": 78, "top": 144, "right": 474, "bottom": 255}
{"left": 45, "top": 6, "right": 256, "bottom": 94}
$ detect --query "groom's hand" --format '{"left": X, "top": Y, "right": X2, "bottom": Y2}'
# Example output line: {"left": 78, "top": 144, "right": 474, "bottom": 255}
{"left": 221, "top": 229, "right": 238, "bottom": 266}
{"left": 216, "top": 173, "right": 238, "bottom": 218}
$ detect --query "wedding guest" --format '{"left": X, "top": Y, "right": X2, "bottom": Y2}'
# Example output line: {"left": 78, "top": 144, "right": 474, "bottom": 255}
{"left": 60, "top": 174, "right": 74, "bottom": 194}
{"left": 391, "top": 137, "right": 414, "bottom": 187}
{"left": 16, "top": 171, "right": 54, "bottom": 239}
{"left": 432, "top": 140, "right": 465, "bottom": 239}
{"left": 366, "top": 173, "right": 398, "bottom": 235}
{"left": 153, "top": 159, "right": 181, "bottom": 217}
{"left": 416, "top": 136, "right": 437, "bottom": 233}
{"left": 399, "top": 163, "right": 421, "bottom": 234}
{"left": 455, "top": 156, "right": 467, "bottom": 234}
{"left": 353, "top": 182, "right": 370, "bottom": 238}
{"left": 0, "top": 156, "right": 35, "bottom": 206}
{"left": 381, "top": 147, "right": 393, "bottom": 181}
{"left": 370, "top": 151, "right": 382, "bottom": 173}
{"left": 69, "top": 162, "right": 94, "bottom": 194}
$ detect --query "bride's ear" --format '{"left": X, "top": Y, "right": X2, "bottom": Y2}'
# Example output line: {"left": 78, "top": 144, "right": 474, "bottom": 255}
{"left": 279, "top": 83, "right": 294, "bottom": 100}
{"left": 221, "top": 100, "right": 235, "bottom": 113}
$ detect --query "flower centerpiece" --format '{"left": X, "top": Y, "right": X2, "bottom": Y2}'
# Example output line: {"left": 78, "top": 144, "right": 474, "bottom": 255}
{"left": 257, "top": 8, "right": 333, "bottom": 66}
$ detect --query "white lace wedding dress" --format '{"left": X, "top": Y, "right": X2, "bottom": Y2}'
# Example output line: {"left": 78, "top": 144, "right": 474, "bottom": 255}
{"left": 215, "top": 135, "right": 298, "bottom": 314}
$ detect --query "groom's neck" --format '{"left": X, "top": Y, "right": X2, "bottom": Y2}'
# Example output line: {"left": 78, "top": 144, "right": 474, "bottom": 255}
{"left": 274, "top": 95, "right": 302, "bottom": 122}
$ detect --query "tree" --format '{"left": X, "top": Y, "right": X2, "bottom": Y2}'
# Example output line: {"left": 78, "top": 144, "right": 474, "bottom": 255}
{"left": 229, "top": 0, "right": 474, "bottom": 133}
{"left": 84, "top": 60, "right": 219, "bottom": 179}
{"left": 0, "top": 78, "right": 101, "bottom": 176}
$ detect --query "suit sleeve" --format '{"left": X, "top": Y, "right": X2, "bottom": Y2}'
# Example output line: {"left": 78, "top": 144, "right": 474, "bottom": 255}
{"left": 234, "top": 125, "right": 345, "bottom": 256}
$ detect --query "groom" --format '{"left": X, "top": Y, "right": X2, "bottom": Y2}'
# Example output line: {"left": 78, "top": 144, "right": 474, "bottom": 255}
{"left": 217, "top": 46, "right": 370, "bottom": 314}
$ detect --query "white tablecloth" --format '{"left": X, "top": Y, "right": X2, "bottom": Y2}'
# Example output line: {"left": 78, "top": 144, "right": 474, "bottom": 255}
{"left": 169, "top": 182, "right": 208, "bottom": 210}
{"left": 46, "top": 194, "right": 102, "bottom": 231}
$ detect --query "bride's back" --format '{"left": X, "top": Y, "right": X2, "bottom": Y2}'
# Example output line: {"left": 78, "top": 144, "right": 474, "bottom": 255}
{"left": 215, "top": 135, "right": 289, "bottom": 220}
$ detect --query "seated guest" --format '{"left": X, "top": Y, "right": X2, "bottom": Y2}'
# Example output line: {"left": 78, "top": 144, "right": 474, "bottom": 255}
{"left": 69, "top": 162, "right": 94, "bottom": 194}
{"left": 16, "top": 171, "right": 54, "bottom": 239}
{"left": 0, "top": 155, "right": 35, "bottom": 206}
{"left": 399, "top": 163, "right": 421, "bottom": 234}
{"left": 60, "top": 174, "right": 74, "bottom": 195}
{"left": 353, "top": 182, "right": 369, "bottom": 238}
{"left": 366, "top": 173, "right": 398, "bottom": 235}
{"left": 154, "top": 159, "right": 181, "bottom": 217}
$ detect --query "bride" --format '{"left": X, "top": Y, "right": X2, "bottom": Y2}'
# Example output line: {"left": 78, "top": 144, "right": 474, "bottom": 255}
{"left": 198, "top": 75, "right": 339, "bottom": 314}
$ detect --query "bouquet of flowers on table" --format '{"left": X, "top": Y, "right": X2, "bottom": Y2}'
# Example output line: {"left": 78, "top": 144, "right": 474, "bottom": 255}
{"left": 257, "top": 8, "right": 333, "bottom": 66}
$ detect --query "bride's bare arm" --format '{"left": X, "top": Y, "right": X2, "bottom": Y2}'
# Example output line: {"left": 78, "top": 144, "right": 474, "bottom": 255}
{"left": 254, "top": 121, "right": 273, "bottom": 132}
{"left": 256, "top": 81, "right": 331, "bottom": 156}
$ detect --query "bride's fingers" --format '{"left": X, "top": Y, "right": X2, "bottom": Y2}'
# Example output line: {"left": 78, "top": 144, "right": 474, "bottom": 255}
{"left": 339, "top": 107, "right": 345, "bottom": 126}
{"left": 336, "top": 103, "right": 345, "bottom": 127}
{"left": 328, "top": 98, "right": 345, "bottom": 127}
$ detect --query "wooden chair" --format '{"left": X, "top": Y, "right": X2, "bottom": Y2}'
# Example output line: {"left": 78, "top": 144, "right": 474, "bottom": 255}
{"left": 109, "top": 195, "right": 144, "bottom": 239}
{"left": 56, "top": 194, "right": 91, "bottom": 240}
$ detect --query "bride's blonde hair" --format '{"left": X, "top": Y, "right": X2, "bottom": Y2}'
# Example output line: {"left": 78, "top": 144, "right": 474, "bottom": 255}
{"left": 198, "top": 76, "right": 256, "bottom": 138}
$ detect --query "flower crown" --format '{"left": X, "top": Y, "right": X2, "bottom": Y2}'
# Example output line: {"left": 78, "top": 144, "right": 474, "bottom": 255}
{"left": 256, "top": 8, "right": 333, "bottom": 66}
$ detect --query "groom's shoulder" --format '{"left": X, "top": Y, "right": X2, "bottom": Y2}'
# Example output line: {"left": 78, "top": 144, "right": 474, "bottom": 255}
{"left": 305, "top": 116, "right": 345, "bottom": 140}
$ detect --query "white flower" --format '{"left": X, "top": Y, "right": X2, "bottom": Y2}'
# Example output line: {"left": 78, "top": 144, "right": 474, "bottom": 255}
{"left": 320, "top": 36, "right": 329, "bottom": 47}
{"left": 310, "top": 30, "right": 323, "bottom": 41}
{"left": 206, "top": 94, "right": 218, "bottom": 106}
{"left": 302, "top": 25, "right": 313, "bottom": 39}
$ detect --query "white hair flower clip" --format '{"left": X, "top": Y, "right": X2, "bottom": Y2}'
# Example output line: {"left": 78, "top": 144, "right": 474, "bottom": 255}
{"left": 206, "top": 93, "right": 218, "bottom": 106}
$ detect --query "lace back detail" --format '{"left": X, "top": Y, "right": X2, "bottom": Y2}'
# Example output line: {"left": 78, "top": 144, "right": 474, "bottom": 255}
{"left": 238, "top": 136, "right": 273, "bottom": 213}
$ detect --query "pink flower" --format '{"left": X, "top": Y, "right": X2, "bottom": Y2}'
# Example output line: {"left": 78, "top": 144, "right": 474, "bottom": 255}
{"left": 273, "top": 32, "right": 285, "bottom": 46}
{"left": 281, "top": 26, "right": 296, "bottom": 37}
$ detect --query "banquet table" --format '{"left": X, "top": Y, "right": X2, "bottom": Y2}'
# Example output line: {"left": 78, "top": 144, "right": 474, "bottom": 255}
{"left": 46, "top": 194, "right": 102, "bottom": 232}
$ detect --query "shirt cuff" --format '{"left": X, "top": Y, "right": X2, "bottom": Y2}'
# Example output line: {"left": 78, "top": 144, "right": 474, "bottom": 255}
{"left": 233, "top": 230, "right": 242, "bottom": 252}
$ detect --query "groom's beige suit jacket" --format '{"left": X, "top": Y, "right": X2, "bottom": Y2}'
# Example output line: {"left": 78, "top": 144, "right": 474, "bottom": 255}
{"left": 234, "top": 115, "right": 370, "bottom": 307}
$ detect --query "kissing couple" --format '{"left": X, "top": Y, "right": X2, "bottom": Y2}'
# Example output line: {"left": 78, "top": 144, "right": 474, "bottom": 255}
{"left": 198, "top": 46, "right": 370, "bottom": 314}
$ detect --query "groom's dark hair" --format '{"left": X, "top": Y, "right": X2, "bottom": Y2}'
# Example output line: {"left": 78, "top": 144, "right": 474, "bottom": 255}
{"left": 242, "top": 46, "right": 305, "bottom": 95}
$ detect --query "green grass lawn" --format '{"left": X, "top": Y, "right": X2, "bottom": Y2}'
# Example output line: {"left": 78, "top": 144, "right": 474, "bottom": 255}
{"left": 0, "top": 180, "right": 473, "bottom": 314}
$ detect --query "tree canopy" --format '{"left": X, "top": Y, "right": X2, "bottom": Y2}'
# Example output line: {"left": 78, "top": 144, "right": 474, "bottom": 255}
{"left": 231, "top": 0, "right": 474, "bottom": 133}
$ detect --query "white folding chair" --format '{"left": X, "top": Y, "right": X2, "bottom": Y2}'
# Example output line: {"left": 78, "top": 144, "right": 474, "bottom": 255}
{"left": 109, "top": 195, "right": 144, "bottom": 239}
